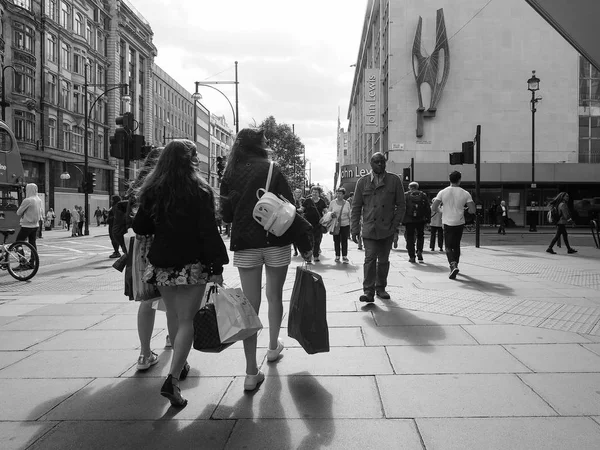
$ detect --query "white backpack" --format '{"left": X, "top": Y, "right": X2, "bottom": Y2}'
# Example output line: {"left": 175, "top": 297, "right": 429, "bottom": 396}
{"left": 252, "top": 162, "right": 296, "bottom": 237}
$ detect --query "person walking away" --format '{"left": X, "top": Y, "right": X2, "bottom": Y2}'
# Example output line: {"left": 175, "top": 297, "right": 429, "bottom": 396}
{"left": 328, "top": 187, "right": 351, "bottom": 263}
{"left": 292, "top": 188, "right": 305, "bottom": 256}
{"left": 351, "top": 152, "right": 405, "bottom": 302}
{"left": 546, "top": 192, "right": 577, "bottom": 255}
{"left": 133, "top": 139, "right": 228, "bottom": 407}
{"left": 302, "top": 185, "right": 327, "bottom": 263}
{"left": 108, "top": 196, "right": 124, "bottom": 257}
{"left": 94, "top": 207, "right": 102, "bottom": 226}
{"left": 70, "top": 206, "right": 80, "bottom": 237}
{"left": 402, "top": 181, "right": 431, "bottom": 263}
{"left": 498, "top": 200, "right": 507, "bottom": 235}
{"left": 77, "top": 206, "right": 84, "bottom": 236}
{"left": 46, "top": 208, "right": 55, "bottom": 230}
{"left": 430, "top": 199, "right": 444, "bottom": 251}
{"left": 16, "top": 183, "right": 43, "bottom": 252}
{"left": 220, "top": 128, "right": 294, "bottom": 391}
{"left": 489, "top": 201, "right": 498, "bottom": 227}
{"left": 112, "top": 200, "right": 128, "bottom": 252}
{"left": 432, "top": 171, "right": 476, "bottom": 279}
{"left": 60, "top": 208, "right": 67, "bottom": 229}
{"left": 102, "top": 208, "right": 108, "bottom": 226}
{"left": 65, "top": 209, "right": 71, "bottom": 231}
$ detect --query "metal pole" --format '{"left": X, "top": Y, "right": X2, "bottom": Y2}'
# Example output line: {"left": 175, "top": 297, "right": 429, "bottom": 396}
{"left": 531, "top": 91, "right": 535, "bottom": 187}
{"left": 1, "top": 67, "right": 6, "bottom": 121}
{"left": 235, "top": 61, "right": 239, "bottom": 133}
{"left": 475, "top": 125, "right": 481, "bottom": 248}
{"left": 83, "top": 64, "right": 90, "bottom": 236}
{"left": 410, "top": 157, "right": 414, "bottom": 182}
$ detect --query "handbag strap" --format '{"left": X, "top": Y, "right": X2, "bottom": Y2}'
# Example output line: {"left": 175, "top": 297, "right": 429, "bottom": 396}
{"left": 265, "top": 161, "right": 274, "bottom": 192}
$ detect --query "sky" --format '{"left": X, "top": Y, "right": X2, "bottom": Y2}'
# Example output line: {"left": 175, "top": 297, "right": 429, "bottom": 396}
{"left": 133, "top": 0, "right": 367, "bottom": 192}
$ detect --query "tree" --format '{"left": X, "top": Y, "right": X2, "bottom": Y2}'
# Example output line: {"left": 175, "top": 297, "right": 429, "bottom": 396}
{"left": 258, "top": 116, "right": 306, "bottom": 191}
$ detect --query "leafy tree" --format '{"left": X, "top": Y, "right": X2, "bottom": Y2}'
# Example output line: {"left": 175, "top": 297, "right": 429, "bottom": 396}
{"left": 258, "top": 116, "right": 306, "bottom": 191}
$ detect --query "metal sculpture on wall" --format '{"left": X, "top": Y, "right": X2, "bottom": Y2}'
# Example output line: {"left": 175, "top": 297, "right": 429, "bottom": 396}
{"left": 412, "top": 8, "right": 450, "bottom": 138}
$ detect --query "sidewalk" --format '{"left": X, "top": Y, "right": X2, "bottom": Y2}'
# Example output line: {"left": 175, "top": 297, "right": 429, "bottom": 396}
{"left": 1, "top": 235, "right": 600, "bottom": 449}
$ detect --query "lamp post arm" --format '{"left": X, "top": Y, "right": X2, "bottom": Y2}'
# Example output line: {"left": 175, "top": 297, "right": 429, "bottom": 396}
{"left": 195, "top": 82, "right": 237, "bottom": 129}
{"left": 87, "top": 84, "right": 128, "bottom": 118}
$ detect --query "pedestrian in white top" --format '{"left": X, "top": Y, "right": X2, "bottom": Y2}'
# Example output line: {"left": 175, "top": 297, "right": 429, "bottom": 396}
{"left": 429, "top": 199, "right": 443, "bottom": 252}
{"left": 328, "top": 187, "right": 351, "bottom": 263}
{"left": 432, "top": 171, "right": 476, "bottom": 279}
{"left": 16, "top": 183, "right": 43, "bottom": 249}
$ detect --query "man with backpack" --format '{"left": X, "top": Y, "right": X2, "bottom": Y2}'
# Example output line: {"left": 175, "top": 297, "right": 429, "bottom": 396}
{"left": 402, "top": 181, "right": 431, "bottom": 263}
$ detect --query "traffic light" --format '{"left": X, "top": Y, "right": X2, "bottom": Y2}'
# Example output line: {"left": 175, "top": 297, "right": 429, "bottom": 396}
{"left": 462, "top": 141, "right": 474, "bottom": 164}
{"left": 115, "top": 112, "right": 134, "bottom": 130}
{"left": 129, "top": 134, "right": 145, "bottom": 160}
{"left": 109, "top": 127, "right": 128, "bottom": 159}
{"left": 216, "top": 156, "right": 226, "bottom": 180}
{"left": 449, "top": 152, "right": 463, "bottom": 165}
{"left": 402, "top": 167, "right": 411, "bottom": 182}
{"left": 85, "top": 171, "right": 96, "bottom": 194}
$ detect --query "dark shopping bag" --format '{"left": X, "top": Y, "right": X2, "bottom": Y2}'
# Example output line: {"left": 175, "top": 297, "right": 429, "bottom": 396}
{"left": 288, "top": 265, "right": 329, "bottom": 354}
{"left": 193, "top": 285, "right": 233, "bottom": 353}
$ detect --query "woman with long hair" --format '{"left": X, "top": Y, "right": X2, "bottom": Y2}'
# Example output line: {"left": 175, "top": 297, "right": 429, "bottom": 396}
{"left": 220, "top": 128, "right": 293, "bottom": 391}
{"left": 328, "top": 187, "right": 351, "bottom": 263}
{"left": 546, "top": 192, "right": 577, "bottom": 254}
{"left": 133, "top": 140, "right": 228, "bottom": 407}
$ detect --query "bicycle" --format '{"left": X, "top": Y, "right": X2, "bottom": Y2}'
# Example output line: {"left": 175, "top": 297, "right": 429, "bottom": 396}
{"left": 0, "top": 229, "right": 40, "bottom": 281}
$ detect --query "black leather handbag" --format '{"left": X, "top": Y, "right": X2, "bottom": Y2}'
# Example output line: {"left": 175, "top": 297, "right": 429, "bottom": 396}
{"left": 193, "top": 285, "right": 232, "bottom": 353}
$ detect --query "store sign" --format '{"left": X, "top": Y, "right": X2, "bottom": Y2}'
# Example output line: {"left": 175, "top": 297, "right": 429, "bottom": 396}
{"left": 364, "top": 69, "right": 380, "bottom": 133}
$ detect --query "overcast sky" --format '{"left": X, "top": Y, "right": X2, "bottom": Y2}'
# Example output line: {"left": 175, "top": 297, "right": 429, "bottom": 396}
{"left": 133, "top": 0, "right": 367, "bottom": 191}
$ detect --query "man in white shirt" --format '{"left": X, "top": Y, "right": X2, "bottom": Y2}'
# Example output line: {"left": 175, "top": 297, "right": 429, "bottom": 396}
{"left": 432, "top": 171, "right": 476, "bottom": 279}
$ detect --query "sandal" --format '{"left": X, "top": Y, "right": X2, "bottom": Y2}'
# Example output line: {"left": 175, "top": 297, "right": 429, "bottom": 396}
{"left": 160, "top": 375, "right": 187, "bottom": 407}
{"left": 180, "top": 362, "right": 190, "bottom": 380}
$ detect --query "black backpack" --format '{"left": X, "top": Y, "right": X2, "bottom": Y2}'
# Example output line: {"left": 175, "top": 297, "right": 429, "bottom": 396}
{"left": 405, "top": 191, "right": 430, "bottom": 222}
{"left": 547, "top": 205, "right": 560, "bottom": 224}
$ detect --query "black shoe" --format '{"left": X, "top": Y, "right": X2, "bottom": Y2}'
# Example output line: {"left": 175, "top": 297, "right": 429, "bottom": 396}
{"left": 293, "top": 251, "right": 298, "bottom": 257}
{"left": 567, "top": 248, "right": 578, "bottom": 254}
{"left": 161, "top": 375, "right": 187, "bottom": 407}
{"left": 376, "top": 290, "right": 390, "bottom": 300}
{"left": 393, "top": 241, "right": 398, "bottom": 249}
{"left": 546, "top": 248, "right": 556, "bottom": 254}
{"left": 417, "top": 252, "right": 423, "bottom": 262}
{"left": 180, "top": 362, "right": 190, "bottom": 380}
{"left": 449, "top": 263, "right": 459, "bottom": 280}
{"left": 409, "top": 257, "right": 416, "bottom": 263}
{"left": 359, "top": 293, "right": 375, "bottom": 303}
{"left": 109, "top": 252, "right": 121, "bottom": 259}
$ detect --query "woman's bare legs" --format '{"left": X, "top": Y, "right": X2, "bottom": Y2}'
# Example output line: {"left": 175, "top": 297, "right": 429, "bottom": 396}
{"left": 238, "top": 266, "right": 263, "bottom": 375}
{"left": 264, "top": 265, "right": 288, "bottom": 350}
{"left": 137, "top": 301, "right": 156, "bottom": 357}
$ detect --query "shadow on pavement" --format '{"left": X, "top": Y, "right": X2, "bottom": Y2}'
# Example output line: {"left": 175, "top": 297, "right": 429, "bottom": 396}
{"left": 455, "top": 274, "right": 515, "bottom": 296}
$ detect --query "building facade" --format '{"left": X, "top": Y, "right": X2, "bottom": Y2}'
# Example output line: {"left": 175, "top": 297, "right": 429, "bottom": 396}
{"left": 345, "top": 0, "right": 600, "bottom": 225}
{"left": 208, "top": 113, "right": 232, "bottom": 190}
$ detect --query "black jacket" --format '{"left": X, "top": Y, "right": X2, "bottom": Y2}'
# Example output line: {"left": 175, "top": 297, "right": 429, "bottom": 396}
{"left": 132, "top": 190, "right": 229, "bottom": 274}
{"left": 220, "top": 157, "right": 295, "bottom": 252}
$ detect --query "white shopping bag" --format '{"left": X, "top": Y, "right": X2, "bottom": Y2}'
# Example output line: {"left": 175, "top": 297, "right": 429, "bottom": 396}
{"left": 214, "top": 287, "right": 263, "bottom": 344}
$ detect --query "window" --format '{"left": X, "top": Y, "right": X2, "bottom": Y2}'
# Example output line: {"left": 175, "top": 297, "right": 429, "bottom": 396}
{"left": 62, "top": 123, "right": 71, "bottom": 150}
{"left": 48, "top": 118, "right": 57, "bottom": 148}
{"left": 73, "top": 85, "right": 83, "bottom": 114}
{"left": 44, "top": 73, "right": 56, "bottom": 105}
{"left": 13, "top": 65, "right": 35, "bottom": 96}
{"left": 96, "top": 65, "right": 104, "bottom": 85}
{"left": 61, "top": 43, "right": 70, "bottom": 70}
{"left": 73, "top": 51, "right": 85, "bottom": 75}
{"left": 96, "top": 132, "right": 104, "bottom": 158}
{"left": 75, "top": 13, "right": 83, "bottom": 36}
{"left": 46, "top": 0, "right": 57, "bottom": 21}
{"left": 97, "top": 31, "right": 103, "bottom": 54}
{"left": 86, "top": 22, "right": 93, "bottom": 46}
{"left": 13, "top": 0, "right": 32, "bottom": 11}
{"left": 13, "top": 111, "right": 35, "bottom": 142}
{"left": 61, "top": 80, "right": 71, "bottom": 110}
{"left": 46, "top": 33, "right": 57, "bottom": 62}
{"left": 61, "top": 1, "right": 71, "bottom": 29}
{"left": 579, "top": 56, "right": 600, "bottom": 163}
{"left": 87, "top": 130, "right": 92, "bottom": 155}
{"left": 13, "top": 23, "right": 34, "bottom": 53}
{"left": 72, "top": 126, "right": 83, "bottom": 153}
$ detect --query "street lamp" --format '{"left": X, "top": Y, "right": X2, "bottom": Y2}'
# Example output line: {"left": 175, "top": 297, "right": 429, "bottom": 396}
{"left": 527, "top": 70, "right": 541, "bottom": 189}
{"left": 193, "top": 61, "right": 239, "bottom": 133}
{"left": 0, "top": 65, "right": 16, "bottom": 121}
{"left": 83, "top": 61, "right": 129, "bottom": 235}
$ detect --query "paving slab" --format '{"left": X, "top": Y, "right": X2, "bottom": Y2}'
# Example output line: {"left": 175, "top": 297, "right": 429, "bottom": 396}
{"left": 0, "top": 351, "right": 33, "bottom": 370}
{"left": 87, "top": 313, "right": 168, "bottom": 330}
{"left": 9, "top": 294, "right": 83, "bottom": 304}
{"left": 504, "top": 343, "right": 600, "bottom": 372}
{"left": 0, "top": 315, "right": 107, "bottom": 331}
{"left": 371, "top": 307, "right": 472, "bottom": 326}
{"left": 519, "top": 373, "right": 600, "bottom": 415}
{"left": 225, "top": 418, "right": 423, "bottom": 450}
{"left": 28, "top": 420, "right": 235, "bottom": 450}
{"left": 23, "top": 303, "right": 121, "bottom": 316}
{"left": 257, "top": 327, "right": 364, "bottom": 348}
{"left": 416, "top": 417, "right": 600, "bottom": 450}
{"left": 462, "top": 324, "right": 594, "bottom": 344}
{"left": 325, "top": 311, "right": 376, "bottom": 327}
{"left": 0, "top": 330, "right": 62, "bottom": 351}
{"left": 387, "top": 345, "right": 531, "bottom": 374}
{"left": 0, "top": 303, "right": 46, "bottom": 316}
{"left": 362, "top": 324, "right": 477, "bottom": 347}
{"left": 28, "top": 329, "right": 148, "bottom": 351}
{"left": 214, "top": 374, "right": 383, "bottom": 419}
{"left": 42, "top": 377, "right": 232, "bottom": 421}
{"left": 376, "top": 374, "right": 557, "bottom": 418}
{"left": 0, "top": 421, "right": 58, "bottom": 450}
{"left": 0, "top": 378, "right": 91, "bottom": 420}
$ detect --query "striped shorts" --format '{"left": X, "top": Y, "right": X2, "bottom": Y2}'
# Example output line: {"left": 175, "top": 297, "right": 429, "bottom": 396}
{"left": 233, "top": 245, "right": 291, "bottom": 268}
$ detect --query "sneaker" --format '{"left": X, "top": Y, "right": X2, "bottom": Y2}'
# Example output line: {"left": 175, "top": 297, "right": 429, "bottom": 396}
{"left": 314, "top": 257, "right": 320, "bottom": 262}
{"left": 165, "top": 335, "right": 172, "bottom": 349}
{"left": 417, "top": 252, "right": 423, "bottom": 262}
{"left": 136, "top": 351, "right": 159, "bottom": 371}
{"left": 567, "top": 248, "right": 578, "bottom": 254}
{"left": 109, "top": 252, "right": 121, "bottom": 259}
{"left": 409, "top": 257, "right": 416, "bottom": 263}
{"left": 358, "top": 246, "right": 363, "bottom": 250}
{"left": 244, "top": 370, "right": 265, "bottom": 391}
{"left": 430, "top": 247, "right": 435, "bottom": 251}
{"left": 546, "top": 248, "right": 556, "bottom": 254}
{"left": 393, "top": 240, "right": 398, "bottom": 249}
{"left": 267, "top": 339, "right": 284, "bottom": 362}
{"left": 342, "top": 256, "right": 349, "bottom": 264}
{"left": 439, "top": 248, "right": 444, "bottom": 252}
{"left": 335, "top": 256, "right": 340, "bottom": 263}
{"left": 359, "top": 293, "right": 375, "bottom": 303}
{"left": 293, "top": 251, "right": 298, "bottom": 256}
{"left": 376, "top": 290, "right": 390, "bottom": 300}
{"left": 449, "top": 263, "right": 459, "bottom": 280}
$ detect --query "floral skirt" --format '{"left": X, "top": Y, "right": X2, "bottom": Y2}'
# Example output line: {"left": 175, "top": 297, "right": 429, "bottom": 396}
{"left": 142, "top": 260, "right": 210, "bottom": 286}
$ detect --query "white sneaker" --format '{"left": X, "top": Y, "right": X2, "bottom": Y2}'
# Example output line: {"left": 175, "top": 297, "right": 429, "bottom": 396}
{"left": 244, "top": 370, "right": 265, "bottom": 391}
{"left": 136, "top": 351, "right": 159, "bottom": 371}
{"left": 266, "top": 339, "right": 284, "bottom": 362}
